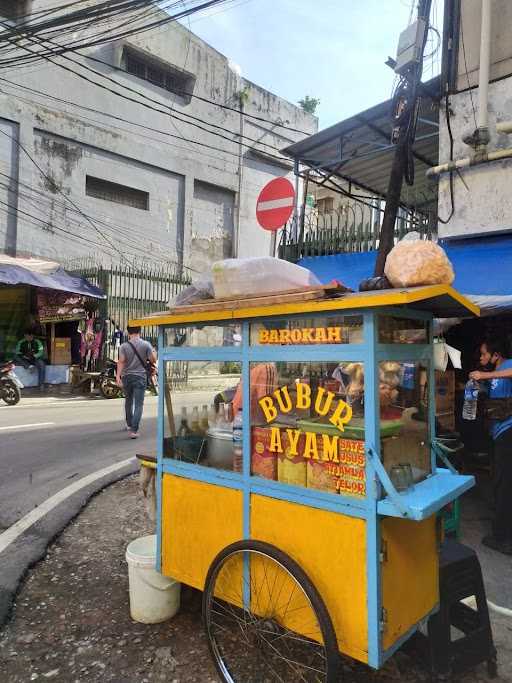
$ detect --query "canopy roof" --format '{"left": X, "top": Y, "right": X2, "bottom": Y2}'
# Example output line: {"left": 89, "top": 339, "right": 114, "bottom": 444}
{"left": 0, "top": 262, "right": 105, "bottom": 299}
{"left": 281, "top": 77, "right": 440, "bottom": 211}
{"left": 298, "top": 234, "right": 512, "bottom": 316}
{"left": 131, "top": 284, "right": 478, "bottom": 327}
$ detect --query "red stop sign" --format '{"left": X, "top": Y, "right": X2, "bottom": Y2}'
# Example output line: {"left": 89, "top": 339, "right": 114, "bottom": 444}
{"left": 256, "top": 177, "right": 295, "bottom": 231}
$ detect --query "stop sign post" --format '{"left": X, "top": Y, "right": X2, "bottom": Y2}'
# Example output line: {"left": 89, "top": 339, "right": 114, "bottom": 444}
{"left": 256, "top": 177, "right": 296, "bottom": 231}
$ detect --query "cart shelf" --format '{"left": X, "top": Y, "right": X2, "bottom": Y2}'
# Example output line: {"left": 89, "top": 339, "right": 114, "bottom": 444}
{"left": 377, "top": 469, "right": 475, "bottom": 521}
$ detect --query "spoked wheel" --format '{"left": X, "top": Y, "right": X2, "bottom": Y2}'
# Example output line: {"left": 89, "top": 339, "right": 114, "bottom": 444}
{"left": 99, "top": 378, "right": 122, "bottom": 399}
{"left": 1, "top": 380, "right": 21, "bottom": 405}
{"left": 203, "top": 540, "right": 340, "bottom": 683}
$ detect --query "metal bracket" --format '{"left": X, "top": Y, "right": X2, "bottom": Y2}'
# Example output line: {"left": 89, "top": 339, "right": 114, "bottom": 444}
{"left": 380, "top": 607, "right": 388, "bottom": 633}
{"left": 366, "top": 447, "right": 412, "bottom": 517}
{"left": 431, "top": 440, "right": 458, "bottom": 475}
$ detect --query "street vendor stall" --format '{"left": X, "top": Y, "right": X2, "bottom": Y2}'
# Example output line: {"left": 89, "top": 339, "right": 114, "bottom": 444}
{"left": 0, "top": 255, "right": 105, "bottom": 388}
{"left": 131, "top": 283, "right": 481, "bottom": 681}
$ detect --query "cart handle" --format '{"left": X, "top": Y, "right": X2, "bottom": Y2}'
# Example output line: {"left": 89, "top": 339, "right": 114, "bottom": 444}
{"left": 431, "top": 440, "right": 458, "bottom": 475}
{"left": 366, "top": 447, "right": 411, "bottom": 517}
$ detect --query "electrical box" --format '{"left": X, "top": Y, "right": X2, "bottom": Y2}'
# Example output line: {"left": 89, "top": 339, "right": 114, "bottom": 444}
{"left": 394, "top": 19, "right": 427, "bottom": 75}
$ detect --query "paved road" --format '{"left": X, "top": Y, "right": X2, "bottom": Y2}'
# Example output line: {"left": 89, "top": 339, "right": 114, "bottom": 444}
{"left": 0, "top": 394, "right": 158, "bottom": 531}
{"left": 0, "top": 390, "right": 212, "bottom": 624}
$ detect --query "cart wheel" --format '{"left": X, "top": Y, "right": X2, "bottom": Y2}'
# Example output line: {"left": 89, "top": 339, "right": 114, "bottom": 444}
{"left": 202, "top": 539, "right": 341, "bottom": 683}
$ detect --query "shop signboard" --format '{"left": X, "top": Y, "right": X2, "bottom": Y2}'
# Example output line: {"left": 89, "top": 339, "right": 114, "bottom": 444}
{"left": 37, "top": 290, "right": 87, "bottom": 323}
{"left": 255, "top": 381, "right": 366, "bottom": 497}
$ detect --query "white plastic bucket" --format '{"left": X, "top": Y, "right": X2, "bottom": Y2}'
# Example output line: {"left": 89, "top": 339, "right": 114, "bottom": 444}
{"left": 125, "top": 535, "right": 180, "bottom": 624}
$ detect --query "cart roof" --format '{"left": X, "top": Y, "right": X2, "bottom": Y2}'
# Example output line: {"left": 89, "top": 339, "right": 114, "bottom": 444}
{"left": 129, "top": 284, "right": 479, "bottom": 328}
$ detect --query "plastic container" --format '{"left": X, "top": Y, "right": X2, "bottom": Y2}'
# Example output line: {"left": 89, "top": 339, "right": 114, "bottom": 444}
{"left": 125, "top": 535, "right": 180, "bottom": 624}
{"left": 207, "top": 428, "right": 234, "bottom": 468}
{"left": 462, "top": 379, "right": 479, "bottom": 421}
{"left": 232, "top": 410, "right": 243, "bottom": 472}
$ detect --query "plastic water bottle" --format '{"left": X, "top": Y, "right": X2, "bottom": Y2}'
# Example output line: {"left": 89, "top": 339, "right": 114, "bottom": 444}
{"left": 462, "top": 379, "right": 480, "bottom": 421}
{"left": 232, "top": 410, "right": 243, "bottom": 472}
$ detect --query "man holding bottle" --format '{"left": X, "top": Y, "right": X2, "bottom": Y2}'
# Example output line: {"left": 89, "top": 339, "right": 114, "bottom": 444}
{"left": 470, "top": 340, "right": 512, "bottom": 555}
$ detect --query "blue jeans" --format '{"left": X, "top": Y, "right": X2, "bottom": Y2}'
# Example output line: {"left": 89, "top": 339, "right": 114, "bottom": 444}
{"left": 123, "top": 374, "right": 146, "bottom": 433}
{"left": 16, "top": 356, "right": 46, "bottom": 386}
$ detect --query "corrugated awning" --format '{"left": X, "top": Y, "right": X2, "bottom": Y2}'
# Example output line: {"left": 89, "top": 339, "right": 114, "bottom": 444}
{"left": 281, "top": 77, "right": 440, "bottom": 211}
{"left": 298, "top": 234, "right": 512, "bottom": 316}
{"left": 0, "top": 264, "right": 105, "bottom": 299}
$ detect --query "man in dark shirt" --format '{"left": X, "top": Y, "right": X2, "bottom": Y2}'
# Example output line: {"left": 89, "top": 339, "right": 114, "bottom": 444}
{"left": 470, "top": 340, "right": 512, "bottom": 555}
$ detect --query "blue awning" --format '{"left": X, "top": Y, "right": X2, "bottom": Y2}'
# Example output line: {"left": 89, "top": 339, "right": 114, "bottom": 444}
{"left": 299, "top": 235, "right": 512, "bottom": 316}
{"left": 0, "top": 264, "right": 105, "bottom": 299}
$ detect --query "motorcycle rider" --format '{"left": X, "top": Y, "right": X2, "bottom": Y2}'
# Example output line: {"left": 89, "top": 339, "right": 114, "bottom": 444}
{"left": 15, "top": 329, "right": 46, "bottom": 389}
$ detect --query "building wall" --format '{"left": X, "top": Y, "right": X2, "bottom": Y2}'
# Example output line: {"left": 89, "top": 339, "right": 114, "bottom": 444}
{"left": 455, "top": 0, "right": 512, "bottom": 91}
{"left": 438, "top": 1, "right": 512, "bottom": 239}
{"left": 0, "top": 2, "right": 317, "bottom": 271}
{"left": 0, "top": 118, "right": 19, "bottom": 255}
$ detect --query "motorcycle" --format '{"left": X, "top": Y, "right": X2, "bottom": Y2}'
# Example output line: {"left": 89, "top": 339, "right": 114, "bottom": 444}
{"left": 99, "top": 359, "right": 123, "bottom": 399}
{"left": 0, "top": 361, "right": 23, "bottom": 405}
{"left": 98, "top": 358, "right": 159, "bottom": 399}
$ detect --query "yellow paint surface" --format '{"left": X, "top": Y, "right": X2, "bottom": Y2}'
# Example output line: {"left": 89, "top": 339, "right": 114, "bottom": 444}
{"left": 130, "top": 285, "right": 478, "bottom": 327}
{"left": 161, "top": 474, "right": 243, "bottom": 590}
{"left": 381, "top": 515, "right": 439, "bottom": 651}
{"left": 251, "top": 495, "right": 368, "bottom": 663}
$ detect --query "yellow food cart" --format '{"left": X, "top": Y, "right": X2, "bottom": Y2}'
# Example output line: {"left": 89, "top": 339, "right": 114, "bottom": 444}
{"left": 131, "top": 284, "right": 478, "bottom": 682}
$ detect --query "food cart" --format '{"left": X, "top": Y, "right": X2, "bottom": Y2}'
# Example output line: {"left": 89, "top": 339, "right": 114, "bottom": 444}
{"left": 131, "top": 284, "right": 478, "bottom": 682}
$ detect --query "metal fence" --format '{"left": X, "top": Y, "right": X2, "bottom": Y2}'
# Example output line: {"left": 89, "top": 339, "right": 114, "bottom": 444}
{"left": 278, "top": 205, "right": 435, "bottom": 262}
{"left": 68, "top": 258, "right": 192, "bottom": 385}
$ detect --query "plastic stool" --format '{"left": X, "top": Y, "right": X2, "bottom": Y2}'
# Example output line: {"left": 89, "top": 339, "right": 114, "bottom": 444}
{"left": 425, "top": 540, "right": 497, "bottom": 680}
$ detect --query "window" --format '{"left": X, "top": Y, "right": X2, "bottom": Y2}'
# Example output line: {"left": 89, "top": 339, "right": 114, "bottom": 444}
{"left": 85, "top": 176, "right": 149, "bottom": 211}
{"left": 124, "top": 48, "right": 193, "bottom": 99}
{"left": 250, "top": 361, "right": 367, "bottom": 498}
{"left": 316, "top": 197, "right": 334, "bottom": 214}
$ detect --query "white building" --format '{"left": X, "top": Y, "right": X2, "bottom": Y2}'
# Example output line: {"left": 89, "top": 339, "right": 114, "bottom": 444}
{"left": 0, "top": 1, "right": 317, "bottom": 274}
{"left": 437, "top": 0, "right": 512, "bottom": 238}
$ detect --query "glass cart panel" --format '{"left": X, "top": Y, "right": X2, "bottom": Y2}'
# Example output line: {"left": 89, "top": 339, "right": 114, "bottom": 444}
{"left": 164, "top": 323, "right": 242, "bottom": 348}
{"left": 380, "top": 360, "right": 431, "bottom": 489}
{"left": 250, "top": 315, "right": 363, "bottom": 346}
{"left": 162, "top": 360, "right": 242, "bottom": 472}
{"left": 249, "top": 360, "right": 366, "bottom": 498}
{"left": 378, "top": 316, "right": 429, "bottom": 344}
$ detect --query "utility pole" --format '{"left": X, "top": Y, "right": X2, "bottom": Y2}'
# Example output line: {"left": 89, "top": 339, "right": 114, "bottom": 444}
{"left": 373, "top": 0, "right": 433, "bottom": 277}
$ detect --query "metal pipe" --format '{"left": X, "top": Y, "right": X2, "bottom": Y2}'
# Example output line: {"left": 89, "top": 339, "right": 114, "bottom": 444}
{"left": 477, "top": 0, "right": 492, "bottom": 133}
{"left": 497, "top": 120, "right": 512, "bottom": 134}
{"left": 426, "top": 146, "right": 512, "bottom": 177}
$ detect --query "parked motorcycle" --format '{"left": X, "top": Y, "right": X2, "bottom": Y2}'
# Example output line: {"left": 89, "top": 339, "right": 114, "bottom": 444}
{"left": 99, "top": 358, "right": 159, "bottom": 399}
{"left": 99, "top": 359, "right": 123, "bottom": 399}
{"left": 0, "top": 361, "right": 23, "bottom": 405}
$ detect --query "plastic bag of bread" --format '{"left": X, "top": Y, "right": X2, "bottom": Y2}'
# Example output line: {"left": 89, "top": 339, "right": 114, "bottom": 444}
{"left": 384, "top": 240, "right": 454, "bottom": 288}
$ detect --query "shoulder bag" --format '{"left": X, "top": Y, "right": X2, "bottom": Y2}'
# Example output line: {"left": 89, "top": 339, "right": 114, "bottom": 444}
{"left": 127, "top": 341, "right": 156, "bottom": 386}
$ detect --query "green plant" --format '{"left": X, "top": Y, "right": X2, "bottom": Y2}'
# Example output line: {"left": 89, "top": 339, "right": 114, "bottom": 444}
{"left": 298, "top": 95, "right": 320, "bottom": 115}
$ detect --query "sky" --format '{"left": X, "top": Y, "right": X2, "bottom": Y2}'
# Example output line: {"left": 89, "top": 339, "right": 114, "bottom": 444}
{"left": 184, "top": 0, "right": 443, "bottom": 130}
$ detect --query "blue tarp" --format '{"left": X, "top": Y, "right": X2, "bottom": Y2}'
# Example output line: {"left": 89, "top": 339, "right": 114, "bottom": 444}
{"left": 299, "top": 235, "right": 512, "bottom": 315}
{"left": 0, "top": 264, "right": 105, "bottom": 299}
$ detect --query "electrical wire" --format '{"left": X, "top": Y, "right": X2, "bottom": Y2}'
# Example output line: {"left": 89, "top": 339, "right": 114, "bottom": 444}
{"left": 0, "top": 25, "right": 290, "bottom": 160}
{"left": 0, "top": 127, "right": 137, "bottom": 268}
{"left": 460, "top": 12, "right": 478, "bottom": 131}
{"left": 0, "top": 0, "right": 231, "bottom": 65}
{"left": 0, "top": 3, "right": 309, "bottom": 136}
{"left": 0, "top": 78, "right": 248, "bottom": 172}
{"left": 436, "top": 92, "right": 455, "bottom": 225}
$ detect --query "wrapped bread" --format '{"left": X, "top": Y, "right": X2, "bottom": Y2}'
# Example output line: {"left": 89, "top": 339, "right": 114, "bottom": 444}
{"left": 384, "top": 240, "right": 454, "bottom": 288}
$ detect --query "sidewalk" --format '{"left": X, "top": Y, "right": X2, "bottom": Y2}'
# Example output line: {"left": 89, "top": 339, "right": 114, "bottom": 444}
{"left": 0, "top": 475, "right": 510, "bottom": 682}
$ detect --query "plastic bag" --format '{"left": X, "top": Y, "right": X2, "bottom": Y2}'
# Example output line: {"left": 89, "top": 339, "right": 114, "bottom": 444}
{"left": 168, "top": 273, "right": 214, "bottom": 308}
{"left": 384, "top": 240, "right": 455, "bottom": 288}
{"left": 211, "top": 257, "right": 320, "bottom": 299}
